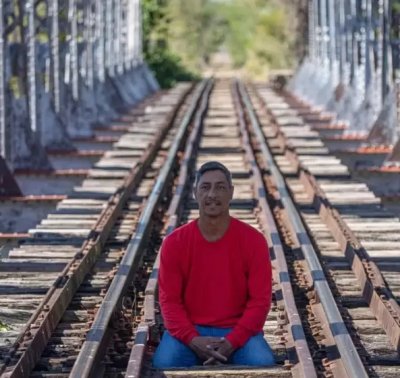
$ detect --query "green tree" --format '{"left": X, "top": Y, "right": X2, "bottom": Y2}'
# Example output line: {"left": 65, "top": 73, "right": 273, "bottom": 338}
{"left": 167, "top": 0, "right": 226, "bottom": 71}
{"left": 142, "top": 0, "right": 199, "bottom": 88}
{"left": 142, "top": 0, "right": 297, "bottom": 84}
{"left": 219, "top": 0, "right": 295, "bottom": 77}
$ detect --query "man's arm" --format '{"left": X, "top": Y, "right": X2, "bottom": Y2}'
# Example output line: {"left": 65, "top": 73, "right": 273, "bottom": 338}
{"left": 225, "top": 235, "right": 272, "bottom": 349}
{"left": 158, "top": 235, "right": 199, "bottom": 345}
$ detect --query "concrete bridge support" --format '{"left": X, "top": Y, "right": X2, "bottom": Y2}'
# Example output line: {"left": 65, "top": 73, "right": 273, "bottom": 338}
{"left": 290, "top": 0, "right": 399, "bottom": 147}
{"left": 0, "top": 0, "right": 159, "bottom": 175}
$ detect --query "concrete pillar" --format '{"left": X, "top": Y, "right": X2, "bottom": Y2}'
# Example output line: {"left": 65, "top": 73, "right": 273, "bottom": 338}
{"left": 367, "top": 90, "right": 398, "bottom": 144}
{"left": 6, "top": 44, "right": 51, "bottom": 170}
{"left": 387, "top": 139, "right": 400, "bottom": 161}
{"left": 0, "top": 156, "right": 21, "bottom": 197}
{"left": 36, "top": 44, "right": 73, "bottom": 149}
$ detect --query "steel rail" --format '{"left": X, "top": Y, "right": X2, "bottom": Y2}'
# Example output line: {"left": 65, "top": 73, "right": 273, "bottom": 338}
{"left": 70, "top": 80, "right": 211, "bottom": 377}
{"left": 256, "top": 86, "right": 400, "bottom": 354}
{"left": 1, "top": 85, "right": 194, "bottom": 378}
{"left": 232, "top": 81, "right": 317, "bottom": 378}
{"left": 125, "top": 79, "right": 213, "bottom": 378}
{"left": 238, "top": 81, "right": 368, "bottom": 378}
{"left": 127, "top": 79, "right": 315, "bottom": 377}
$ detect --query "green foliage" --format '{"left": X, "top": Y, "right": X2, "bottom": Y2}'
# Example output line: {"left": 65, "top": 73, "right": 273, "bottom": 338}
{"left": 394, "top": 0, "right": 400, "bottom": 13}
{"left": 142, "top": 0, "right": 199, "bottom": 88}
{"left": 146, "top": 48, "right": 199, "bottom": 88}
{"left": 0, "top": 320, "right": 9, "bottom": 332}
{"left": 218, "top": 0, "right": 295, "bottom": 77}
{"left": 142, "top": 0, "right": 296, "bottom": 83}
{"left": 167, "top": 0, "right": 226, "bottom": 71}
{"left": 218, "top": 0, "right": 255, "bottom": 68}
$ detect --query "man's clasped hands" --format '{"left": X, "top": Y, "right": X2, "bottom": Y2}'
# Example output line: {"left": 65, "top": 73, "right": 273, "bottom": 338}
{"left": 189, "top": 336, "right": 234, "bottom": 365}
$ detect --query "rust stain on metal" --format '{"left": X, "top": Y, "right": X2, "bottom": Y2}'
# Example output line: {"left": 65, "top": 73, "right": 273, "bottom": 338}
{"left": 71, "top": 135, "right": 120, "bottom": 143}
{"left": 355, "top": 145, "right": 392, "bottom": 154}
{"left": 323, "top": 133, "right": 368, "bottom": 141}
{"left": 0, "top": 194, "right": 66, "bottom": 201}
{"left": 367, "top": 164, "right": 400, "bottom": 173}
{"left": 14, "top": 168, "right": 89, "bottom": 176}
{"left": 46, "top": 149, "right": 104, "bottom": 157}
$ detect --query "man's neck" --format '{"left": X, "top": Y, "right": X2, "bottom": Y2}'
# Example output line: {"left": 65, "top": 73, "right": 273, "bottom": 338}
{"left": 197, "top": 213, "right": 231, "bottom": 242}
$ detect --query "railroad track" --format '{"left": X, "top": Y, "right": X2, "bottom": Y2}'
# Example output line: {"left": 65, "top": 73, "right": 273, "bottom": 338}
{"left": 0, "top": 79, "right": 399, "bottom": 378}
{"left": 0, "top": 81, "right": 198, "bottom": 376}
{"left": 125, "top": 79, "right": 398, "bottom": 378}
{"left": 249, "top": 84, "right": 400, "bottom": 378}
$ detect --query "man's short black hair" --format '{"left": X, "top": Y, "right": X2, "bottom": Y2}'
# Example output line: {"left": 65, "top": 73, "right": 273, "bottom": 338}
{"left": 194, "top": 161, "right": 232, "bottom": 187}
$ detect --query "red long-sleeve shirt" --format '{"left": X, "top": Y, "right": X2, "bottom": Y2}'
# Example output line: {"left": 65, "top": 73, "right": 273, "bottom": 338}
{"left": 158, "top": 217, "right": 272, "bottom": 349}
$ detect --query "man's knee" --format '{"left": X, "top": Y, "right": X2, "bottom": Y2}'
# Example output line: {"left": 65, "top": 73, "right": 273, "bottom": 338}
{"left": 152, "top": 331, "right": 198, "bottom": 368}
{"left": 153, "top": 350, "right": 198, "bottom": 369}
{"left": 232, "top": 334, "right": 275, "bottom": 366}
{"left": 152, "top": 351, "right": 180, "bottom": 369}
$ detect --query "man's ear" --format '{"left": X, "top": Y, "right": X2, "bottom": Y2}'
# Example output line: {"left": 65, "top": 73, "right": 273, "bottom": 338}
{"left": 193, "top": 186, "right": 197, "bottom": 200}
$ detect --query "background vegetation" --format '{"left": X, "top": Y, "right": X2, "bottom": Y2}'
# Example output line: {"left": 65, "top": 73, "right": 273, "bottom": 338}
{"left": 142, "top": 0, "right": 301, "bottom": 87}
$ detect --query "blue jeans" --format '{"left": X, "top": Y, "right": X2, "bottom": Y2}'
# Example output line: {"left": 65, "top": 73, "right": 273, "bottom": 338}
{"left": 153, "top": 325, "right": 275, "bottom": 368}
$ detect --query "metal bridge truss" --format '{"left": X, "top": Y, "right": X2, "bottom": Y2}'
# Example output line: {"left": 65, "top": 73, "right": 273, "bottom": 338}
{"left": 290, "top": 0, "right": 400, "bottom": 147}
{"left": 0, "top": 0, "right": 156, "bottom": 170}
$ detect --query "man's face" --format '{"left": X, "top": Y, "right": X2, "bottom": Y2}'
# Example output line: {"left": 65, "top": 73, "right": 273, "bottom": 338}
{"left": 194, "top": 169, "right": 234, "bottom": 217}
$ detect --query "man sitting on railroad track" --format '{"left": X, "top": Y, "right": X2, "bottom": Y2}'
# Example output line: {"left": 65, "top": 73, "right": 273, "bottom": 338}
{"left": 153, "top": 161, "right": 275, "bottom": 368}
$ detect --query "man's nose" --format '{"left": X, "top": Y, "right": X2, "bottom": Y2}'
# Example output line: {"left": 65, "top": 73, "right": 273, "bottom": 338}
{"left": 207, "top": 186, "right": 217, "bottom": 197}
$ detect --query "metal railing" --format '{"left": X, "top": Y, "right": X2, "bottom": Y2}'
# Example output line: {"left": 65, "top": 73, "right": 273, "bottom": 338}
{"left": 299, "top": 0, "right": 400, "bottom": 143}
{"left": 0, "top": 0, "right": 147, "bottom": 169}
